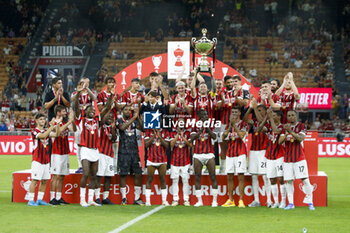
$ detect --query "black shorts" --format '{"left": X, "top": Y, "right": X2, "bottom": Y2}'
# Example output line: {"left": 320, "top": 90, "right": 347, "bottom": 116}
{"left": 118, "top": 152, "right": 142, "bottom": 175}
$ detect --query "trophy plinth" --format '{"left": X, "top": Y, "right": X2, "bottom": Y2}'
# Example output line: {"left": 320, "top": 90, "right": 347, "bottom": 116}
{"left": 191, "top": 28, "right": 217, "bottom": 72}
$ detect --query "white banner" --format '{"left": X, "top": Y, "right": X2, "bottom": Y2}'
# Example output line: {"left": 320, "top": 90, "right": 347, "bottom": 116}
{"left": 167, "top": 41, "right": 190, "bottom": 79}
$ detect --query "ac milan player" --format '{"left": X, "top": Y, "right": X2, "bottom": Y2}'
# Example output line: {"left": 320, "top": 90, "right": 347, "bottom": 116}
{"left": 191, "top": 109, "right": 218, "bottom": 207}
{"left": 97, "top": 76, "right": 121, "bottom": 118}
{"left": 27, "top": 114, "right": 57, "bottom": 206}
{"left": 95, "top": 111, "right": 117, "bottom": 205}
{"left": 221, "top": 107, "right": 247, "bottom": 208}
{"left": 258, "top": 81, "right": 280, "bottom": 110}
{"left": 144, "top": 72, "right": 169, "bottom": 101}
{"left": 276, "top": 73, "right": 300, "bottom": 123}
{"left": 71, "top": 78, "right": 96, "bottom": 173}
{"left": 279, "top": 110, "right": 315, "bottom": 210}
{"left": 270, "top": 78, "right": 280, "bottom": 94}
{"left": 75, "top": 90, "right": 112, "bottom": 207}
{"left": 213, "top": 79, "right": 224, "bottom": 173}
{"left": 243, "top": 102, "right": 272, "bottom": 208}
{"left": 144, "top": 127, "right": 171, "bottom": 206}
{"left": 176, "top": 67, "right": 204, "bottom": 95}
{"left": 120, "top": 78, "right": 144, "bottom": 110}
{"left": 117, "top": 106, "right": 145, "bottom": 206}
{"left": 169, "top": 118, "right": 192, "bottom": 206}
{"left": 169, "top": 81, "right": 193, "bottom": 119}
{"left": 49, "top": 105, "right": 76, "bottom": 205}
{"left": 217, "top": 75, "right": 249, "bottom": 174}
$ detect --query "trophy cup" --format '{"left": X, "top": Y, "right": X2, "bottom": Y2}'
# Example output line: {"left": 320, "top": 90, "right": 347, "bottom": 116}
{"left": 191, "top": 28, "right": 217, "bottom": 72}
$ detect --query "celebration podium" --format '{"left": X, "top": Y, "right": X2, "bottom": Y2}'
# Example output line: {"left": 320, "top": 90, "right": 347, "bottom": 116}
{"left": 12, "top": 132, "right": 327, "bottom": 206}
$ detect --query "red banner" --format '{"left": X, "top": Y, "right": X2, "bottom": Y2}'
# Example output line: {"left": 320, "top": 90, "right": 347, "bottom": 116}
{"left": 12, "top": 171, "right": 327, "bottom": 206}
{"left": 298, "top": 88, "right": 332, "bottom": 109}
{"left": 318, "top": 138, "right": 350, "bottom": 157}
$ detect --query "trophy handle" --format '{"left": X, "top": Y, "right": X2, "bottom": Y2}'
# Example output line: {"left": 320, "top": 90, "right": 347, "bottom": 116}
{"left": 191, "top": 38, "right": 196, "bottom": 46}
{"left": 213, "top": 38, "right": 217, "bottom": 49}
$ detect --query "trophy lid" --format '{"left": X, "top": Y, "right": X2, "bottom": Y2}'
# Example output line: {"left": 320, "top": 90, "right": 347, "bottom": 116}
{"left": 201, "top": 28, "right": 207, "bottom": 37}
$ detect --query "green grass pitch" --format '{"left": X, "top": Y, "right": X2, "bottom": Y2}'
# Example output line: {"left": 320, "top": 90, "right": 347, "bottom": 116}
{"left": 0, "top": 155, "right": 349, "bottom": 233}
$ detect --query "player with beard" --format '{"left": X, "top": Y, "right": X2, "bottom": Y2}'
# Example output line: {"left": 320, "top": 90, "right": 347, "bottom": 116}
{"left": 279, "top": 110, "right": 315, "bottom": 210}
{"left": 257, "top": 81, "right": 280, "bottom": 110}
{"left": 176, "top": 67, "right": 205, "bottom": 95}
{"left": 169, "top": 118, "right": 192, "bottom": 206}
{"left": 117, "top": 105, "right": 145, "bottom": 206}
{"left": 270, "top": 79, "right": 280, "bottom": 94}
{"left": 221, "top": 107, "right": 248, "bottom": 208}
{"left": 191, "top": 109, "right": 218, "bottom": 207}
{"left": 217, "top": 75, "right": 249, "bottom": 174}
{"left": 71, "top": 78, "right": 96, "bottom": 173}
{"left": 169, "top": 81, "right": 193, "bottom": 121}
{"left": 276, "top": 73, "right": 300, "bottom": 123}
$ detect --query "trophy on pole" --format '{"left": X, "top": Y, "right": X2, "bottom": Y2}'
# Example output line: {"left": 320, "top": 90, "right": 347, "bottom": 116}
{"left": 191, "top": 28, "right": 217, "bottom": 72}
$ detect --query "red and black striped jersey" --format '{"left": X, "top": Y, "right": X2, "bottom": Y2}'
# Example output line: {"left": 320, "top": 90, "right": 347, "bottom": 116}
{"left": 31, "top": 128, "right": 50, "bottom": 164}
{"left": 170, "top": 130, "right": 191, "bottom": 166}
{"left": 97, "top": 90, "right": 119, "bottom": 119}
{"left": 145, "top": 129, "right": 170, "bottom": 163}
{"left": 121, "top": 91, "right": 144, "bottom": 108}
{"left": 191, "top": 127, "right": 215, "bottom": 154}
{"left": 171, "top": 93, "right": 193, "bottom": 115}
{"left": 221, "top": 87, "right": 250, "bottom": 125}
{"left": 227, "top": 120, "right": 248, "bottom": 157}
{"left": 50, "top": 120, "right": 70, "bottom": 155}
{"left": 265, "top": 122, "right": 285, "bottom": 160}
{"left": 257, "top": 93, "right": 279, "bottom": 108}
{"left": 71, "top": 91, "right": 94, "bottom": 117}
{"left": 192, "top": 93, "right": 215, "bottom": 120}
{"left": 76, "top": 116, "right": 100, "bottom": 149}
{"left": 98, "top": 124, "right": 114, "bottom": 157}
{"left": 278, "top": 91, "right": 296, "bottom": 124}
{"left": 281, "top": 122, "right": 306, "bottom": 162}
{"left": 213, "top": 90, "right": 222, "bottom": 122}
{"left": 250, "top": 121, "right": 268, "bottom": 150}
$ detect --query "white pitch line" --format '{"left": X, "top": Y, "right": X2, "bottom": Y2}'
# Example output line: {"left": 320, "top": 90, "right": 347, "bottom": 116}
{"left": 109, "top": 205, "right": 165, "bottom": 233}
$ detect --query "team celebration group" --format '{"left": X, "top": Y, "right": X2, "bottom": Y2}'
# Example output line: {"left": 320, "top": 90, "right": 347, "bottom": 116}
{"left": 26, "top": 69, "right": 315, "bottom": 210}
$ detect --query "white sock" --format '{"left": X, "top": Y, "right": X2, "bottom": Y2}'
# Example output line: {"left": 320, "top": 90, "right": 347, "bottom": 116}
{"left": 220, "top": 159, "right": 226, "bottom": 170}
{"left": 95, "top": 189, "right": 100, "bottom": 199}
{"left": 103, "top": 191, "right": 109, "bottom": 200}
{"left": 37, "top": 191, "right": 44, "bottom": 201}
{"left": 145, "top": 189, "right": 151, "bottom": 203}
{"left": 271, "top": 184, "right": 279, "bottom": 204}
{"left": 252, "top": 175, "right": 259, "bottom": 202}
{"left": 134, "top": 186, "right": 141, "bottom": 201}
{"left": 263, "top": 175, "right": 271, "bottom": 203}
{"left": 50, "top": 191, "right": 55, "bottom": 201}
{"left": 212, "top": 188, "right": 218, "bottom": 202}
{"left": 77, "top": 147, "right": 82, "bottom": 167}
{"left": 121, "top": 187, "right": 126, "bottom": 199}
{"left": 196, "top": 189, "right": 202, "bottom": 203}
{"left": 161, "top": 189, "right": 167, "bottom": 202}
{"left": 172, "top": 178, "right": 179, "bottom": 201}
{"left": 286, "top": 180, "right": 294, "bottom": 204}
{"left": 302, "top": 178, "right": 314, "bottom": 204}
{"left": 280, "top": 184, "right": 286, "bottom": 203}
{"left": 56, "top": 192, "right": 62, "bottom": 200}
{"left": 80, "top": 187, "right": 86, "bottom": 202}
{"left": 88, "top": 189, "right": 94, "bottom": 203}
{"left": 183, "top": 178, "right": 190, "bottom": 202}
{"left": 28, "top": 192, "right": 35, "bottom": 201}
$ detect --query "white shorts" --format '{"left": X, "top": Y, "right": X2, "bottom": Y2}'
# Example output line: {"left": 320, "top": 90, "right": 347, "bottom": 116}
{"left": 266, "top": 157, "right": 284, "bottom": 179}
{"left": 97, "top": 153, "right": 115, "bottom": 177}
{"left": 31, "top": 161, "right": 50, "bottom": 180}
{"left": 283, "top": 160, "right": 309, "bottom": 181}
{"left": 170, "top": 164, "right": 190, "bottom": 179}
{"left": 147, "top": 160, "right": 167, "bottom": 167}
{"left": 248, "top": 150, "right": 267, "bottom": 175}
{"left": 193, "top": 153, "right": 215, "bottom": 166}
{"left": 50, "top": 154, "right": 69, "bottom": 175}
{"left": 80, "top": 147, "right": 99, "bottom": 162}
{"left": 226, "top": 154, "right": 247, "bottom": 174}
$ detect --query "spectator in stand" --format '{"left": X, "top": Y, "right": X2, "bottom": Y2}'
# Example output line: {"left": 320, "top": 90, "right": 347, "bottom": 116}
{"left": 265, "top": 41, "right": 273, "bottom": 51}
{"left": 294, "top": 57, "right": 303, "bottom": 68}
{"left": 144, "top": 30, "right": 151, "bottom": 43}
{"left": 1, "top": 96, "right": 10, "bottom": 113}
{"left": 0, "top": 120, "right": 7, "bottom": 131}
{"left": 67, "top": 72, "right": 74, "bottom": 94}
{"left": 241, "top": 44, "right": 248, "bottom": 59}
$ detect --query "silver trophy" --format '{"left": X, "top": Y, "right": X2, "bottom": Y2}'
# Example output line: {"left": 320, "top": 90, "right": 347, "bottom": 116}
{"left": 191, "top": 28, "right": 217, "bottom": 72}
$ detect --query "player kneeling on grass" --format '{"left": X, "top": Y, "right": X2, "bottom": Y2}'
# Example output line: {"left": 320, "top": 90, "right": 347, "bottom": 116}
{"left": 28, "top": 114, "right": 57, "bottom": 206}
{"left": 170, "top": 118, "right": 192, "bottom": 206}
{"left": 75, "top": 93, "right": 111, "bottom": 207}
{"left": 221, "top": 107, "right": 247, "bottom": 208}
{"left": 49, "top": 105, "right": 76, "bottom": 205}
{"left": 279, "top": 110, "right": 315, "bottom": 210}
{"left": 191, "top": 109, "right": 218, "bottom": 207}
{"left": 258, "top": 109, "right": 286, "bottom": 208}
{"left": 95, "top": 111, "right": 117, "bottom": 205}
{"left": 144, "top": 127, "right": 170, "bottom": 206}
{"left": 117, "top": 106, "right": 145, "bottom": 206}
